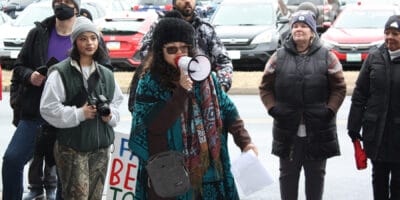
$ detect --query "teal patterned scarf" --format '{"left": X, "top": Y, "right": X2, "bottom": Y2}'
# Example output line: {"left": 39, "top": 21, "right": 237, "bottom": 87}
{"left": 182, "top": 75, "right": 223, "bottom": 189}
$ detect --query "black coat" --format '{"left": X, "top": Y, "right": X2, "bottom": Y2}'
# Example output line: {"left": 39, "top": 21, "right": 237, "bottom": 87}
{"left": 13, "top": 16, "right": 55, "bottom": 120}
{"left": 271, "top": 38, "right": 340, "bottom": 160}
{"left": 348, "top": 45, "right": 400, "bottom": 162}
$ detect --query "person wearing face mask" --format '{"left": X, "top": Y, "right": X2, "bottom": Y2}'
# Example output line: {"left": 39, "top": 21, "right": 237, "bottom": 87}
{"left": 1, "top": 0, "right": 82, "bottom": 199}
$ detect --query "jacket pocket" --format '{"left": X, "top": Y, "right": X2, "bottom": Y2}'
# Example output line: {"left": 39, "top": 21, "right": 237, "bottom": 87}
{"left": 306, "top": 140, "right": 340, "bottom": 159}
{"left": 362, "top": 113, "right": 378, "bottom": 141}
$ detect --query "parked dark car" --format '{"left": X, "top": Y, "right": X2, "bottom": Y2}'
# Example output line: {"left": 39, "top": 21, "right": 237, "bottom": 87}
{"left": 282, "top": 0, "right": 341, "bottom": 33}
{"left": 196, "top": 0, "right": 221, "bottom": 19}
{"left": 210, "top": 0, "right": 281, "bottom": 70}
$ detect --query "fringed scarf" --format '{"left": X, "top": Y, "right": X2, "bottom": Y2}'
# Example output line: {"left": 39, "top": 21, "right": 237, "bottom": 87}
{"left": 181, "top": 76, "right": 223, "bottom": 191}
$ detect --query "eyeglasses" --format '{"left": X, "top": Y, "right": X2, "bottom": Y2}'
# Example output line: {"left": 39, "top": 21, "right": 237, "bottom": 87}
{"left": 163, "top": 45, "right": 191, "bottom": 54}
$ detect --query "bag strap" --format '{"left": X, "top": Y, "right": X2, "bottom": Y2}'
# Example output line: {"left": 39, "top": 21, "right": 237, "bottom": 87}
{"left": 146, "top": 86, "right": 189, "bottom": 157}
{"left": 147, "top": 128, "right": 169, "bottom": 157}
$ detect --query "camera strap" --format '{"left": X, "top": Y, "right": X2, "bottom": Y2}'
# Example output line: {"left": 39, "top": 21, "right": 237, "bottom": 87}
{"left": 79, "top": 63, "right": 102, "bottom": 96}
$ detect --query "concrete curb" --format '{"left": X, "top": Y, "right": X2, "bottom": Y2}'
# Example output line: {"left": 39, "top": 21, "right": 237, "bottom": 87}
{"left": 1, "top": 85, "right": 355, "bottom": 96}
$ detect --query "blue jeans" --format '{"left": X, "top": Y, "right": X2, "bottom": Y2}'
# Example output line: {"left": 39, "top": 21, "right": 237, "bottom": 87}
{"left": 2, "top": 119, "right": 44, "bottom": 200}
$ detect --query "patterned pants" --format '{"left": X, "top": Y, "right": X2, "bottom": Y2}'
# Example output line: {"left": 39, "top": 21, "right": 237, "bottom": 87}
{"left": 54, "top": 142, "right": 110, "bottom": 200}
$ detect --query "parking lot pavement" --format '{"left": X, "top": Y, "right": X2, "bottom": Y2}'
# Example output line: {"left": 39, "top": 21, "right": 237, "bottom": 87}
{"left": 0, "top": 93, "right": 373, "bottom": 200}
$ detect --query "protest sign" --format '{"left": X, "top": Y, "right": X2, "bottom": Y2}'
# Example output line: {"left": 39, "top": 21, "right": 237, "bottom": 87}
{"left": 106, "top": 132, "right": 139, "bottom": 200}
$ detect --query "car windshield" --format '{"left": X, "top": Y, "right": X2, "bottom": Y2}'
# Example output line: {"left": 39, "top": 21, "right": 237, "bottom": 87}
{"left": 112, "top": 0, "right": 131, "bottom": 12}
{"left": 82, "top": 2, "right": 106, "bottom": 20}
{"left": 212, "top": 4, "right": 275, "bottom": 26}
{"left": 286, "top": 0, "right": 324, "bottom": 5}
{"left": 8, "top": 0, "right": 35, "bottom": 6}
{"left": 13, "top": 5, "right": 53, "bottom": 26}
{"left": 101, "top": 19, "right": 145, "bottom": 35}
{"left": 334, "top": 10, "right": 394, "bottom": 29}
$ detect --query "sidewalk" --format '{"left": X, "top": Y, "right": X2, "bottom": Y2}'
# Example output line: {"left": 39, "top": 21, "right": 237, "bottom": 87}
{"left": 0, "top": 70, "right": 357, "bottom": 95}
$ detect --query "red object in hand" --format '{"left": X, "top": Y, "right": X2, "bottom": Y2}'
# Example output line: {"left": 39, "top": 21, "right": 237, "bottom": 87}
{"left": 353, "top": 139, "right": 367, "bottom": 170}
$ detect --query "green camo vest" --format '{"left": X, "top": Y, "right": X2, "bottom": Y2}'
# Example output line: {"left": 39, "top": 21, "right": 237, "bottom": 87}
{"left": 54, "top": 58, "right": 115, "bottom": 152}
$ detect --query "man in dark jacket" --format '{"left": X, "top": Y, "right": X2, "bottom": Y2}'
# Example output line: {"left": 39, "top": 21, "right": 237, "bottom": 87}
{"left": 259, "top": 11, "right": 346, "bottom": 200}
{"left": 2, "top": 0, "right": 109, "bottom": 199}
{"left": 347, "top": 15, "right": 400, "bottom": 200}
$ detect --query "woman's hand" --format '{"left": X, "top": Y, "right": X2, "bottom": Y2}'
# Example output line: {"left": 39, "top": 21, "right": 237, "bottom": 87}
{"left": 101, "top": 114, "right": 112, "bottom": 123}
{"left": 243, "top": 143, "right": 259, "bottom": 156}
{"left": 179, "top": 70, "right": 193, "bottom": 91}
{"left": 82, "top": 103, "right": 97, "bottom": 120}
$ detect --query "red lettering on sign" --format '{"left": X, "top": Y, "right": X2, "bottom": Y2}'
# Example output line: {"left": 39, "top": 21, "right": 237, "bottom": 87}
{"left": 124, "top": 163, "right": 137, "bottom": 190}
{"left": 110, "top": 158, "right": 123, "bottom": 185}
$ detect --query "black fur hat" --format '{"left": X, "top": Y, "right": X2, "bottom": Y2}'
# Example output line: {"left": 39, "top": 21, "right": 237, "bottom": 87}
{"left": 152, "top": 17, "right": 195, "bottom": 50}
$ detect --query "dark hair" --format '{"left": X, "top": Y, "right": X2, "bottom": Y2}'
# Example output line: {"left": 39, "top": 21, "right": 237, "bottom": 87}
{"left": 142, "top": 44, "right": 196, "bottom": 90}
{"left": 70, "top": 39, "right": 109, "bottom": 64}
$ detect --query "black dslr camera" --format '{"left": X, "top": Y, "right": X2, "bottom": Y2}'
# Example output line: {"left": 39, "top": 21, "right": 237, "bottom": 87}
{"left": 88, "top": 94, "right": 111, "bottom": 117}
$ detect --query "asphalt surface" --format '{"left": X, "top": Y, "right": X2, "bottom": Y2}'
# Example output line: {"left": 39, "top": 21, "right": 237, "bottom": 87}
{"left": 0, "top": 92, "right": 374, "bottom": 200}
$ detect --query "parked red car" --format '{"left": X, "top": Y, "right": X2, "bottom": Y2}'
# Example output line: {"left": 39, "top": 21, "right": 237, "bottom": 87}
{"left": 100, "top": 11, "right": 158, "bottom": 70}
{"left": 320, "top": 4, "right": 398, "bottom": 68}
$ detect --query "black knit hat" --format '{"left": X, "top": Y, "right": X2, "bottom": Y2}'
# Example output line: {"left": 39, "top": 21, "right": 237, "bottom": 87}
{"left": 152, "top": 17, "right": 195, "bottom": 50}
{"left": 291, "top": 10, "right": 317, "bottom": 33}
{"left": 385, "top": 15, "right": 400, "bottom": 31}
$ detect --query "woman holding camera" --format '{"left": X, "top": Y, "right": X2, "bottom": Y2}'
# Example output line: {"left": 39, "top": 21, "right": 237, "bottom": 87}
{"left": 39, "top": 17, "right": 124, "bottom": 199}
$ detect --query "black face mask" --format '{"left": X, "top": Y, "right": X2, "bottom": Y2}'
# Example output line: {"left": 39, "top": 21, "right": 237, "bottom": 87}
{"left": 54, "top": 3, "right": 75, "bottom": 21}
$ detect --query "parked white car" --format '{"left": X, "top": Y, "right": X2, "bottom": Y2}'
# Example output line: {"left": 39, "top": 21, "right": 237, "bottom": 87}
{"left": 0, "top": 0, "right": 106, "bottom": 69}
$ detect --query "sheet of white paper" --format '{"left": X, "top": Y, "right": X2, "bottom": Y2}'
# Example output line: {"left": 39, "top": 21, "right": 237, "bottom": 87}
{"left": 231, "top": 150, "right": 274, "bottom": 196}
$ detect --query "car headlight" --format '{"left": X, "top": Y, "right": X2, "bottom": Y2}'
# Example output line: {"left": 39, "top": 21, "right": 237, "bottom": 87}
{"left": 321, "top": 38, "right": 337, "bottom": 50}
{"left": 251, "top": 31, "right": 272, "bottom": 44}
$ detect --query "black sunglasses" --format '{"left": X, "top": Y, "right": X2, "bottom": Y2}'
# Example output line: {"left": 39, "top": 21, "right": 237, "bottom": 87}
{"left": 163, "top": 45, "right": 191, "bottom": 54}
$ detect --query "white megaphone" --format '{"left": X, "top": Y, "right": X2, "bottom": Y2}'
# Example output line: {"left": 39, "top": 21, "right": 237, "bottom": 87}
{"left": 175, "top": 55, "right": 211, "bottom": 82}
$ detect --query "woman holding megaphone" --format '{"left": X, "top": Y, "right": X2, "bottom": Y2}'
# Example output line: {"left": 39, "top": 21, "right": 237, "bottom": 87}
{"left": 128, "top": 17, "right": 258, "bottom": 200}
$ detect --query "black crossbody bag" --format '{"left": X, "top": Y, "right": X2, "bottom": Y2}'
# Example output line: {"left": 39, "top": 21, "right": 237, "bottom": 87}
{"left": 146, "top": 127, "right": 191, "bottom": 198}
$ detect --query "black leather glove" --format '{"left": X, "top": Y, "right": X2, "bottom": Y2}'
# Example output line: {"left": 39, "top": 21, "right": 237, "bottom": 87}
{"left": 348, "top": 130, "right": 362, "bottom": 142}
{"left": 268, "top": 106, "right": 291, "bottom": 119}
{"left": 268, "top": 106, "right": 278, "bottom": 118}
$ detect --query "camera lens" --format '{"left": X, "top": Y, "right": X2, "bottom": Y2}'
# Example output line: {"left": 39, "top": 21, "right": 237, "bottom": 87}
{"left": 98, "top": 104, "right": 111, "bottom": 116}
